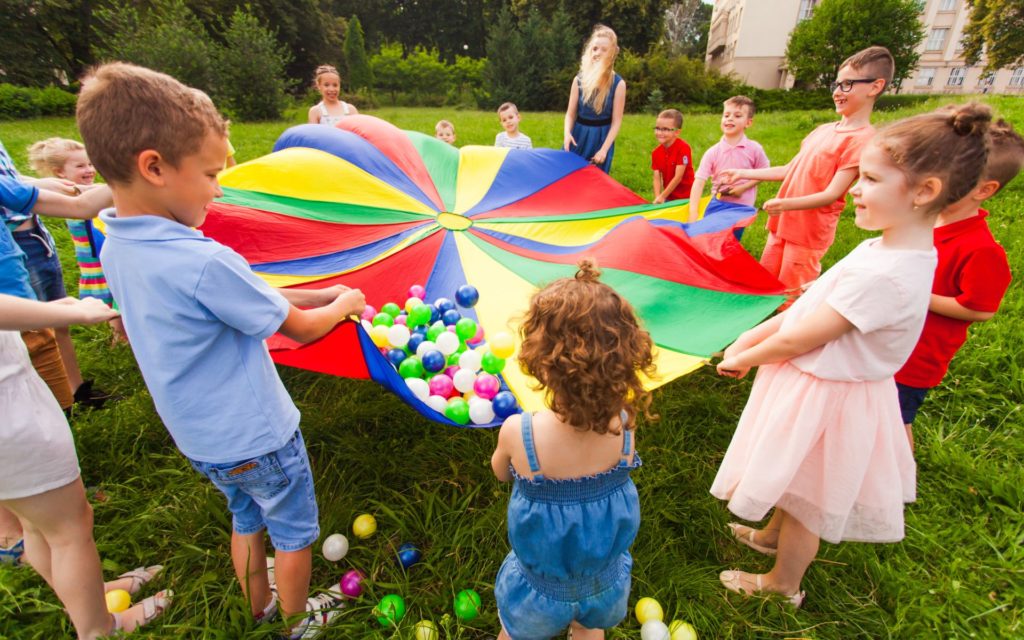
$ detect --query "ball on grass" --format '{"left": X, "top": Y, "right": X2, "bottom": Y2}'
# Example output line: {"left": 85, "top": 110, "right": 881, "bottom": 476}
{"left": 352, "top": 514, "right": 377, "bottom": 539}
{"left": 321, "top": 533, "right": 349, "bottom": 562}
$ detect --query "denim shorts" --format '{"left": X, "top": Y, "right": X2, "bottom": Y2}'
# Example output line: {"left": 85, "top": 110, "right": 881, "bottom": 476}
{"left": 495, "top": 552, "right": 632, "bottom": 640}
{"left": 896, "top": 382, "right": 931, "bottom": 425}
{"left": 188, "top": 429, "right": 319, "bottom": 552}
{"left": 13, "top": 224, "right": 66, "bottom": 302}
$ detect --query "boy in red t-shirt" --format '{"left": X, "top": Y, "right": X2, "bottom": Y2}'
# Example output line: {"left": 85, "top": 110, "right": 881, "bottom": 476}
{"left": 895, "top": 118, "right": 1023, "bottom": 450}
{"left": 651, "top": 108, "right": 694, "bottom": 204}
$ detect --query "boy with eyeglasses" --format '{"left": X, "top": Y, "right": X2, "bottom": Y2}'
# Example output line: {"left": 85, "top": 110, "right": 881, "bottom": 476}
{"left": 719, "top": 46, "right": 893, "bottom": 306}
{"left": 651, "top": 108, "right": 694, "bottom": 204}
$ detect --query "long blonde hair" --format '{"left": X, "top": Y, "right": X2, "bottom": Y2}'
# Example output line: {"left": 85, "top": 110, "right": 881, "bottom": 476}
{"left": 578, "top": 25, "right": 619, "bottom": 115}
{"left": 27, "top": 138, "right": 85, "bottom": 178}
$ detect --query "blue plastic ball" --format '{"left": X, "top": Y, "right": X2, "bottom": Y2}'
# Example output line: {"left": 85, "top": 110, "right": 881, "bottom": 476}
{"left": 408, "top": 333, "right": 426, "bottom": 354}
{"left": 412, "top": 324, "right": 428, "bottom": 336}
{"left": 421, "top": 350, "right": 446, "bottom": 373}
{"left": 396, "top": 542, "right": 422, "bottom": 569}
{"left": 386, "top": 348, "right": 408, "bottom": 366}
{"left": 429, "top": 305, "right": 442, "bottom": 323}
{"left": 442, "top": 309, "right": 462, "bottom": 326}
{"left": 492, "top": 391, "right": 519, "bottom": 419}
{"left": 434, "top": 297, "right": 456, "bottom": 314}
{"left": 455, "top": 285, "right": 480, "bottom": 308}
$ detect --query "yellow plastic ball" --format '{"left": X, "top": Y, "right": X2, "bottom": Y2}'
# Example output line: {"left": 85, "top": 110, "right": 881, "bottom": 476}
{"left": 414, "top": 619, "right": 439, "bottom": 640}
{"left": 370, "top": 324, "right": 390, "bottom": 348}
{"left": 490, "top": 332, "right": 515, "bottom": 359}
{"left": 635, "top": 597, "right": 664, "bottom": 623}
{"left": 105, "top": 589, "right": 131, "bottom": 613}
{"left": 352, "top": 513, "right": 377, "bottom": 539}
{"left": 669, "top": 620, "right": 698, "bottom": 640}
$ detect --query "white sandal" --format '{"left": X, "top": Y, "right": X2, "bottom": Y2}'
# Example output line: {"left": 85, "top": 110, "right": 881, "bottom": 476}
{"left": 112, "top": 589, "right": 173, "bottom": 632}
{"left": 720, "top": 570, "right": 804, "bottom": 608}
{"left": 727, "top": 523, "right": 777, "bottom": 556}
{"left": 108, "top": 565, "right": 163, "bottom": 595}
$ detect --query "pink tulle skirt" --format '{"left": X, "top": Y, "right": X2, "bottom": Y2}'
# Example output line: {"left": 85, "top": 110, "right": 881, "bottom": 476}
{"left": 710, "top": 361, "right": 916, "bottom": 544}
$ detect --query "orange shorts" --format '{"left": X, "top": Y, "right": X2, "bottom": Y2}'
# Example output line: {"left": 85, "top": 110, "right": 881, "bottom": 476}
{"left": 21, "top": 329, "right": 73, "bottom": 410}
{"left": 760, "top": 232, "right": 828, "bottom": 307}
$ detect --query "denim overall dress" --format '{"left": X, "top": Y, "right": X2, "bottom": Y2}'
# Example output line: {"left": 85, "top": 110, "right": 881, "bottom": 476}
{"left": 495, "top": 411, "right": 641, "bottom": 639}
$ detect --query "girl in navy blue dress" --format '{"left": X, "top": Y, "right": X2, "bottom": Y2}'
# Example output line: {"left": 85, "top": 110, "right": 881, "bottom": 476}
{"left": 563, "top": 26, "right": 628, "bottom": 173}
{"left": 491, "top": 259, "right": 656, "bottom": 640}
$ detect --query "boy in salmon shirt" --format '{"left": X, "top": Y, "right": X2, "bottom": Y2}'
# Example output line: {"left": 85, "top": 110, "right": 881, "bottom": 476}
{"left": 895, "top": 117, "right": 1022, "bottom": 450}
{"left": 651, "top": 109, "right": 694, "bottom": 204}
{"left": 719, "top": 46, "right": 892, "bottom": 304}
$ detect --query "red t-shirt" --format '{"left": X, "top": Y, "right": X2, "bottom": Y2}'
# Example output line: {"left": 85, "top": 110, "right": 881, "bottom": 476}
{"left": 651, "top": 139, "right": 694, "bottom": 201}
{"left": 895, "top": 210, "right": 1012, "bottom": 388}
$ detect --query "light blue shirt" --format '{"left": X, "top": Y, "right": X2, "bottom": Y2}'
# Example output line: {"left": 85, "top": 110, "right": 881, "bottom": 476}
{"left": 0, "top": 175, "right": 37, "bottom": 300}
{"left": 99, "top": 210, "right": 298, "bottom": 463}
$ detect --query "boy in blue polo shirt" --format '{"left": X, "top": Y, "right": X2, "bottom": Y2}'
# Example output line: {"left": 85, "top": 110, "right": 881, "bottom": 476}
{"left": 77, "top": 63, "right": 365, "bottom": 639}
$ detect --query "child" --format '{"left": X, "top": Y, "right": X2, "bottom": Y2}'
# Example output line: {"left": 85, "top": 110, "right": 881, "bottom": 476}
{"left": 563, "top": 25, "right": 627, "bottom": 173}
{"left": 710, "top": 104, "right": 992, "bottom": 605}
{"left": 495, "top": 103, "right": 532, "bottom": 150}
{"left": 77, "top": 63, "right": 366, "bottom": 638}
{"left": 719, "top": 46, "right": 892, "bottom": 303}
{"left": 435, "top": 120, "right": 456, "bottom": 145}
{"left": 650, "top": 108, "right": 694, "bottom": 204}
{"left": 689, "top": 95, "right": 770, "bottom": 224}
{"left": 490, "top": 259, "right": 655, "bottom": 640}
{"left": 895, "top": 117, "right": 1022, "bottom": 450}
{"left": 307, "top": 65, "right": 358, "bottom": 126}
{"left": 28, "top": 138, "right": 126, "bottom": 343}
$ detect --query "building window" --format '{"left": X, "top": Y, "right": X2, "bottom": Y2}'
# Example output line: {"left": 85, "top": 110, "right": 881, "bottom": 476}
{"left": 947, "top": 67, "right": 966, "bottom": 86}
{"left": 926, "top": 28, "right": 949, "bottom": 51}
{"left": 938, "top": 0, "right": 957, "bottom": 11}
{"left": 798, "top": 0, "right": 815, "bottom": 21}
{"left": 916, "top": 68, "right": 936, "bottom": 86}
{"left": 1009, "top": 67, "right": 1024, "bottom": 87}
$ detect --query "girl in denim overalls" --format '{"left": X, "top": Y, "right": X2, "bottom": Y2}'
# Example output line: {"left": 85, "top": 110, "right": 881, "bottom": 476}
{"left": 490, "top": 259, "right": 656, "bottom": 640}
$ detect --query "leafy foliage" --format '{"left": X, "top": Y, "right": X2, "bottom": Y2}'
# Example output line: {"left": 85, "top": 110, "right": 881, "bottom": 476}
{"left": 510, "top": 0, "right": 671, "bottom": 54}
{"left": 962, "top": 0, "right": 1024, "bottom": 72}
{"left": 215, "top": 9, "right": 293, "bottom": 121}
{"left": 343, "top": 15, "right": 374, "bottom": 91}
{"left": 0, "top": 84, "right": 77, "bottom": 120}
{"left": 662, "top": 0, "right": 714, "bottom": 58}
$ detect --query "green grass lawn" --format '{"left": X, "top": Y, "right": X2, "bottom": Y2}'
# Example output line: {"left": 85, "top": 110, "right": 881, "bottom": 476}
{"left": 0, "top": 96, "right": 1022, "bottom": 639}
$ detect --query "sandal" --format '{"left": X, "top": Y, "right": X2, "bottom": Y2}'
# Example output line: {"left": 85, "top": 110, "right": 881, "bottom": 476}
{"left": 720, "top": 570, "right": 804, "bottom": 608}
{"left": 106, "top": 565, "right": 163, "bottom": 595}
{"left": 0, "top": 539, "right": 24, "bottom": 566}
{"left": 112, "top": 589, "right": 173, "bottom": 632}
{"left": 727, "top": 522, "right": 777, "bottom": 556}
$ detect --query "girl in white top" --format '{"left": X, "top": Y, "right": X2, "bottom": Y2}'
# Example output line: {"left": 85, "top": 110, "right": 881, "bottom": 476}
{"left": 307, "top": 64, "right": 358, "bottom": 126}
{"left": 0, "top": 294, "right": 170, "bottom": 637}
{"left": 710, "top": 103, "right": 994, "bottom": 606}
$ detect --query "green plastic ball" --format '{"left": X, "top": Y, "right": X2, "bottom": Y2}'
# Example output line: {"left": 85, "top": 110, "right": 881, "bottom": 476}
{"left": 444, "top": 398, "right": 470, "bottom": 425}
{"left": 453, "top": 588, "right": 481, "bottom": 621}
{"left": 399, "top": 356, "right": 425, "bottom": 379}
{"left": 455, "top": 317, "right": 478, "bottom": 341}
{"left": 375, "top": 594, "right": 407, "bottom": 627}
{"left": 372, "top": 312, "right": 395, "bottom": 328}
{"left": 381, "top": 302, "right": 402, "bottom": 318}
{"left": 427, "top": 321, "right": 446, "bottom": 342}
{"left": 408, "top": 304, "right": 432, "bottom": 327}
{"left": 480, "top": 351, "right": 506, "bottom": 374}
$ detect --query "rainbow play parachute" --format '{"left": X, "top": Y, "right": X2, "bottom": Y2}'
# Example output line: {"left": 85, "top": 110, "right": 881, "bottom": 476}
{"left": 197, "top": 116, "right": 784, "bottom": 427}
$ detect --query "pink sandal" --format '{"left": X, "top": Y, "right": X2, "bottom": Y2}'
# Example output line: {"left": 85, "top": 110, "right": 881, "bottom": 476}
{"left": 107, "top": 565, "right": 163, "bottom": 595}
{"left": 111, "top": 589, "right": 173, "bottom": 632}
{"left": 727, "top": 523, "right": 777, "bottom": 556}
{"left": 720, "top": 570, "right": 804, "bottom": 608}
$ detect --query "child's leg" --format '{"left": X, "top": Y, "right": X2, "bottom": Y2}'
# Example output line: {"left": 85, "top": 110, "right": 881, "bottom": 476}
{"left": 0, "top": 505, "right": 23, "bottom": 549}
{"left": 569, "top": 620, "right": 604, "bottom": 639}
{"left": 22, "top": 329, "right": 74, "bottom": 410}
{"left": 273, "top": 546, "right": 312, "bottom": 622}
{"left": 766, "top": 509, "right": 819, "bottom": 594}
{"left": 2, "top": 479, "right": 112, "bottom": 639}
{"left": 231, "top": 529, "right": 273, "bottom": 617}
{"left": 905, "top": 424, "right": 914, "bottom": 452}
{"left": 53, "top": 326, "right": 85, "bottom": 392}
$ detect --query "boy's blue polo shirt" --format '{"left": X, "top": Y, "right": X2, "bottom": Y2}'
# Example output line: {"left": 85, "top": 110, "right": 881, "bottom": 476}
{"left": 0, "top": 175, "right": 38, "bottom": 300}
{"left": 99, "top": 210, "right": 299, "bottom": 463}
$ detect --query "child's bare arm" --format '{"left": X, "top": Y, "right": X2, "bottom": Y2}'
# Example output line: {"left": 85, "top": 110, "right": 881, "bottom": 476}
{"left": 762, "top": 167, "right": 858, "bottom": 214}
{"left": 490, "top": 416, "right": 517, "bottom": 482}
{"left": 32, "top": 185, "right": 112, "bottom": 219}
{"left": 929, "top": 294, "right": 996, "bottom": 322}
{"left": 0, "top": 294, "right": 118, "bottom": 331}
{"left": 652, "top": 170, "right": 664, "bottom": 204}
{"left": 277, "top": 284, "right": 352, "bottom": 308}
{"left": 688, "top": 177, "right": 707, "bottom": 222}
{"left": 277, "top": 288, "right": 365, "bottom": 344}
{"left": 307, "top": 104, "right": 320, "bottom": 124}
{"left": 719, "top": 163, "right": 790, "bottom": 185}
{"left": 658, "top": 163, "right": 685, "bottom": 203}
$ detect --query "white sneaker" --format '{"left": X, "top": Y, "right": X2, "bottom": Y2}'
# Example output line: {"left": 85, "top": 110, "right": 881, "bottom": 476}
{"left": 292, "top": 584, "right": 345, "bottom": 639}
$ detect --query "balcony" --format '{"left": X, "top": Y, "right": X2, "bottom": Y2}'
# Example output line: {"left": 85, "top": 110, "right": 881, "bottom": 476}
{"left": 708, "top": 16, "right": 729, "bottom": 56}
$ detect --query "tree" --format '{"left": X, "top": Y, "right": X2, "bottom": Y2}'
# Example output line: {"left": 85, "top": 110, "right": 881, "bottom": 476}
{"left": 510, "top": 0, "right": 671, "bottom": 54}
{"left": 962, "top": 0, "right": 1024, "bottom": 72}
{"left": 785, "top": 0, "right": 925, "bottom": 89}
{"left": 0, "top": 0, "right": 99, "bottom": 87}
{"left": 344, "top": 15, "right": 374, "bottom": 90}
{"left": 662, "top": 0, "right": 713, "bottom": 58}
{"left": 215, "top": 8, "right": 292, "bottom": 120}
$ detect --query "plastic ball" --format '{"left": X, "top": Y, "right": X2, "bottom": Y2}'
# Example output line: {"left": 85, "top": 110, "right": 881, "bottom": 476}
{"left": 406, "top": 377, "right": 430, "bottom": 401}
{"left": 442, "top": 309, "right": 462, "bottom": 326}
{"left": 469, "top": 398, "right": 495, "bottom": 425}
{"left": 370, "top": 325, "right": 390, "bottom": 348}
{"left": 375, "top": 594, "right": 407, "bottom": 627}
{"left": 421, "top": 350, "right": 446, "bottom": 373}
{"left": 387, "top": 324, "right": 411, "bottom": 348}
{"left": 372, "top": 312, "right": 395, "bottom": 328}
{"left": 459, "top": 349, "right": 483, "bottom": 372}
{"left": 408, "top": 304, "right": 432, "bottom": 327}
{"left": 641, "top": 620, "right": 671, "bottom": 640}
{"left": 425, "top": 395, "right": 448, "bottom": 413}
{"left": 340, "top": 569, "right": 364, "bottom": 598}
{"left": 452, "top": 368, "right": 477, "bottom": 393}
{"left": 408, "top": 284, "right": 426, "bottom": 299}
{"left": 434, "top": 297, "right": 456, "bottom": 314}
{"left": 360, "top": 305, "right": 377, "bottom": 322}
{"left": 399, "top": 356, "right": 425, "bottom": 379}
{"left": 321, "top": 533, "right": 350, "bottom": 561}
{"left": 490, "top": 332, "right": 515, "bottom": 359}
{"left": 404, "top": 296, "right": 423, "bottom": 313}
{"left": 414, "top": 619, "right": 439, "bottom": 640}
{"left": 635, "top": 597, "right": 664, "bottom": 623}
{"left": 436, "top": 331, "right": 461, "bottom": 356}
{"left": 468, "top": 325, "right": 485, "bottom": 345}
{"left": 453, "top": 588, "right": 481, "bottom": 621}
{"left": 491, "top": 391, "right": 519, "bottom": 418}
{"left": 352, "top": 514, "right": 376, "bottom": 539}
{"left": 444, "top": 364, "right": 460, "bottom": 379}
{"left": 472, "top": 373, "right": 500, "bottom": 400}
{"left": 381, "top": 302, "right": 402, "bottom": 318}
{"left": 480, "top": 351, "right": 506, "bottom": 374}
{"left": 425, "top": 321, "right": 445, "bottom": 341}
{"left": 454, "top": 317, "right": 478, "bottom": 341}
{"left": 444, "top": 397, "right": 470, "bottom": 425}
{"left": 428, "top": 374, "right": 454, "bottom": 397}
{"left": 105, "top": 589, "right": 131, "bottom": 613}
{"left": 396, "top": 542, "right": 422, "bottom": 569}
{"left": 408, "top": 333, "right": 426, "bottom": 355}
{"left": 669, "top": 620, "right": 698, "bottom": 640}
{"left": 415, "top": 340, "right": 438, "bottom": 358}
{"left": 455, "top": 284, "right": 479, "bottom": 308}
{"left": 387, "top": 348, "right": 408, "bottom": 367}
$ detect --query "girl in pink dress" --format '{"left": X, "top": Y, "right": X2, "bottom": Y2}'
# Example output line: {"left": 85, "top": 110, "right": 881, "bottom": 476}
{"left": 710, "top": 103, "right": 994, "bottom": 606}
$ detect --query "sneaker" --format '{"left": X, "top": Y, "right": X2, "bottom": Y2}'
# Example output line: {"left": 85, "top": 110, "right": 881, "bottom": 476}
{"left": 292, "top": 585, "right": 345, "bottom": 639}
{"left": 0, "top": 539, "right": 24, "bottom": 566}
{"left": 73, "top": 379, "right": 119, "bottom": 410}
{"left": 254, "top": 593, "right": 278, "bottom": 625}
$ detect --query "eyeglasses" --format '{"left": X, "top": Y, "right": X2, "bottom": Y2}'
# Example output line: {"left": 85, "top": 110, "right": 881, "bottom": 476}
{"left": 653, "top": 127, "right": 678, "bottom": 133}
{"left": 829, "top": 78, "right": 878, "bottom": 93}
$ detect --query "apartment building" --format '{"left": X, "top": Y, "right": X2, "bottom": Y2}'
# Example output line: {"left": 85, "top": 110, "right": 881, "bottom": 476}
{"left": 704, "top": 0, "right": 1022, "bottom": 94}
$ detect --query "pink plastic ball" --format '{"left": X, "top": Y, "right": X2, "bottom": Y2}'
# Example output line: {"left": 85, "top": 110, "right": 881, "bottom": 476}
{"left": 468, "top": 325, "right": 485, "bottom": 345}
{"left": 444, "top": 365, "right": 460, "bottom": 378}
{"left": 429, "top": 374, "right": 454, "bottom": 397}
{"left": 394, "top": 315, "right": 407, "bottom": 326}
{"left": 408, "top": 284, "right": 426, "bottom": 300}
{"left": 340, "top": 569, "right": 364, "bottom": 598}
{"left": 361, "top": 305, "right": 377, "bottom": 322}
{"left": 473, "top": 373, "right": 500, "bottom": 400}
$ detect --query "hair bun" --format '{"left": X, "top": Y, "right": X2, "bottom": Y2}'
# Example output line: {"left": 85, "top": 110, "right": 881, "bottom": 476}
{"left": 949, "top": 102, "right": 992, "bottom": 137}
{"left": 575, "top": 259, "right": 601, "bottom": 282}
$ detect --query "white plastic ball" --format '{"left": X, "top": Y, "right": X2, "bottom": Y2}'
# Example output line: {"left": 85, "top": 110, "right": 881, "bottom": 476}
{"left": 468, "top": 397, "right": 495, "bottom": 425}
{"left": 387, "top": 324, "right": 411, "bottom": 348}
{"left": 405, "top": 377, "right": 430, "bottom": 401}
{"left": 321, "top": 533, "right": 349, "bottom": 562}
{"left": 435, "top": 331, "right": 460, "bottom": 356}
{"left": 425, "top": 395, "right": 448, "bottom": 413}
{"left": 458, "top": 348, "right": 483, "bottom": 372}
{"left": 416, "top": 340, "right": 438, "bottom": 357}
{"left": 641, "top": 620, "right": 671, "bottom": 640}
{"left": 452, "top": 368, "right": 477, "bottom": 393}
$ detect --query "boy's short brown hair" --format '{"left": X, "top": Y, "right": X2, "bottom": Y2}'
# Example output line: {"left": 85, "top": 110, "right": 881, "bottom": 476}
{"left": 497, "top": 102, "right": 519, "bottom": 115}
{"left": 986, "top": 118, "right": 1024, "bottom": 193}
{"left": 724, "top": 95, "right": 756, "bottom": 117}
{"left": 435, "top": 119, "right": 454, "bottom": 133}
{"left": 657, "top": 109, "right": 683, "bottom": 129}
{"left": 77, "top": 62, "right": 227, "bottom": 185}
{"left": 840, "top": 46, "right": 895, "bottom": 93}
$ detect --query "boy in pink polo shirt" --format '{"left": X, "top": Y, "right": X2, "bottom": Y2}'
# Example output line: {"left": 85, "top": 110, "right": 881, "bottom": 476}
{"left": 688, "top": 95, "right": 769, "bottom": 232}
{"left": 719, "top": 46, "right": 892, "bottom": 304}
